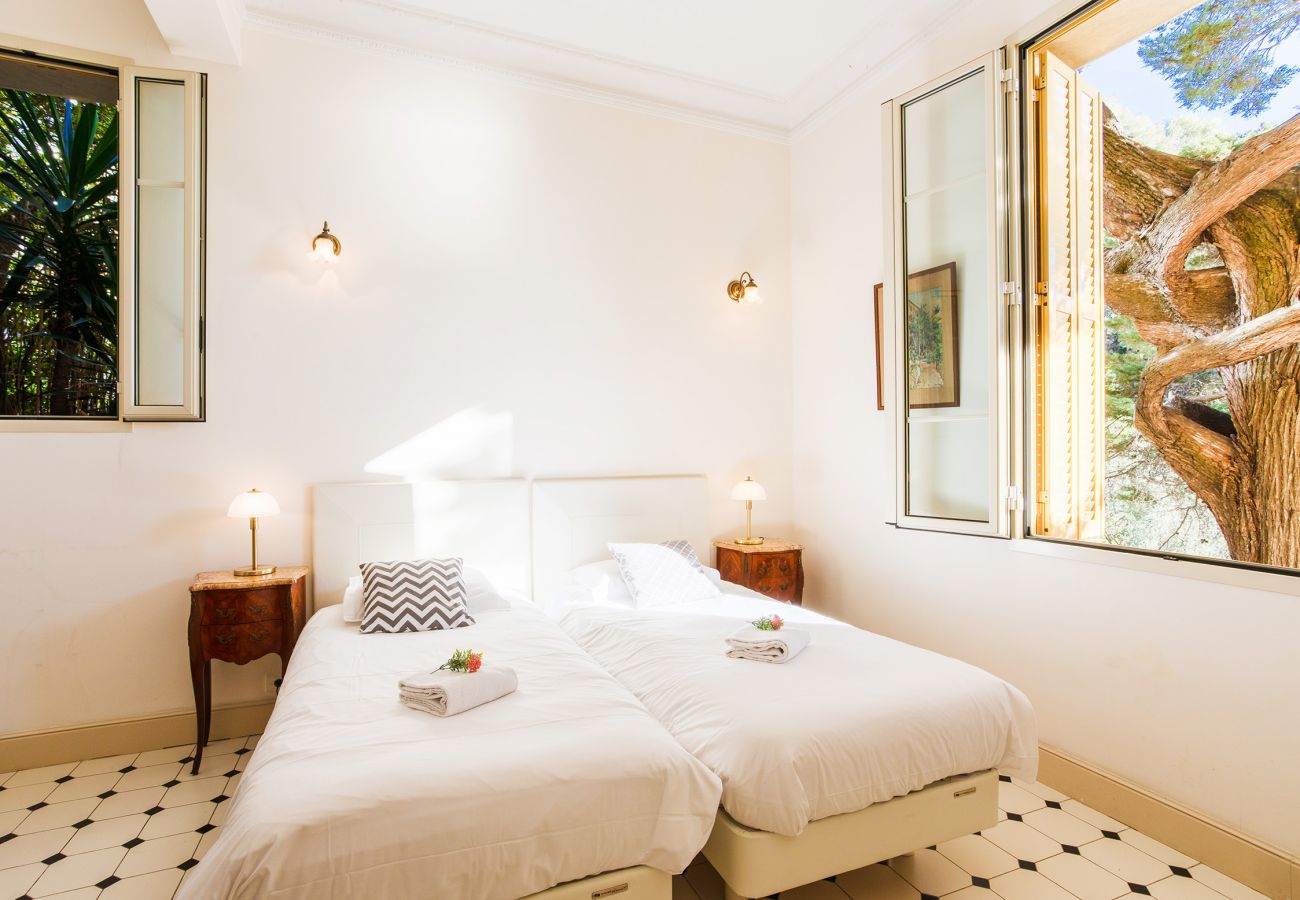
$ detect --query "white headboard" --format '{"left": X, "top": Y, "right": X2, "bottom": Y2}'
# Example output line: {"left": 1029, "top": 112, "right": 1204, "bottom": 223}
{"left": 531, "top": 475, "right": 708, "bottom": 603}
{"left": 312, "top": 479, "right": 531, "bottom": 609}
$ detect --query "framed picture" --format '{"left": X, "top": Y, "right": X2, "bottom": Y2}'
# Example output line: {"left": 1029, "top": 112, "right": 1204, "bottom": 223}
{"left": 906, "top": 262, "right": 959, "bottom": 409}
{"left": 872, "top": 283, "right": 885, "bottom": 411}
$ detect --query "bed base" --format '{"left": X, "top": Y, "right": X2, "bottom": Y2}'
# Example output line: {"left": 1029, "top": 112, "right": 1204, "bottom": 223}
{"left": 703, "top": 770, "right": 998, "bottom": 899}
{"left": 523, "top": 865, "right": 669, "bottom": 900}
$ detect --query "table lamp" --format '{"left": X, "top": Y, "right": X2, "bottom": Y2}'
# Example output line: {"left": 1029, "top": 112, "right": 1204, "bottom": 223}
{"left": 227, "top": 488, "right": 280, "bottom": 576}
{"left": 730, "top": 476, "right": 766, "bottom": 545}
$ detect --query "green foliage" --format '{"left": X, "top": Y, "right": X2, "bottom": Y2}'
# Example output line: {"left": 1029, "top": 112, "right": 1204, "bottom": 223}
{"left": 0, "top": 88, "right": 118, "bottom": 417}
{"left": 1106, "top": 102, "right": 1260, "bottom": 161}
{"left": 1138, "top": 0, "right": 1300, "bottom": 118}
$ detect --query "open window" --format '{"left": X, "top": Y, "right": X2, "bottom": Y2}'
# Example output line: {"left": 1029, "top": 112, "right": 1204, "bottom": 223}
{"left": 883, "top": 52, "right": 1017, "bottom": 537}
{"left": 119, "top": 67, "right": 205, "bottom": 421}
{"left": 1021, "top": 0, "right": 1300, "bottom": 577}
{"left": 0, "top": 46, "right": 205, "bottom": 425}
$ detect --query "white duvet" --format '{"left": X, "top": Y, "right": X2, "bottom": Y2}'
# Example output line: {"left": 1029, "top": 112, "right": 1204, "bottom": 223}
{"left": 180, "top": 603, "right": 721, "bottom": 900}
{"left": 556, "top": 591, "right": 1037, "bottom": 837}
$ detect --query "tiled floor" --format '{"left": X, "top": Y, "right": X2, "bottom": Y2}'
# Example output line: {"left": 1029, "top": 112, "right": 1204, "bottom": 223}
{"left": 0, "top": 739, "right": 1265, "bottom": 900}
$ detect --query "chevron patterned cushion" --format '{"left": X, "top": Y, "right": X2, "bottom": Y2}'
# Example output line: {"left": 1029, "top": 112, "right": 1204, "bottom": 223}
{"left": 359, "top": 557, "right": 475, "bottom": 634}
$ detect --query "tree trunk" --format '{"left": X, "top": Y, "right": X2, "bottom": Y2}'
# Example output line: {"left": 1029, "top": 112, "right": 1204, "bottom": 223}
{"left": 1221, "top": 348, "right": 1300, "bottom": 566}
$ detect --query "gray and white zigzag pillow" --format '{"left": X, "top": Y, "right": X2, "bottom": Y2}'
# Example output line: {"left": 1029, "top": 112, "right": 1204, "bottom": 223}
{"left": 359, "top": 557, "right": 475, "bottom": 634}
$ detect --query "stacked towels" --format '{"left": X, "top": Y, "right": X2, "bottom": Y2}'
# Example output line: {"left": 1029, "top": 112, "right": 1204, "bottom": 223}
{"left": 725, "top": 624, "right": 811, "bottom": 664}
{"left": 399, "top": 666, "right": 518, "bottom": 716}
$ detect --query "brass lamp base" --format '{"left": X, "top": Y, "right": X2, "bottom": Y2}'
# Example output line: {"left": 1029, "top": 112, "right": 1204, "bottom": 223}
{"left": 234, "top": 564, "right": 276, "bottom": 577}
{"left": 733, "top": 536, "right": 764, "bottom": 546}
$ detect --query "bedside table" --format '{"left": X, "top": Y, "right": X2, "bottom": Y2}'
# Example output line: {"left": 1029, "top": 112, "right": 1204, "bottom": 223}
{"left": 714, "top": 540, "right": 804, "bottom": 605}
{"left": 188, "top": 567, "right": 308, "bottom": 773}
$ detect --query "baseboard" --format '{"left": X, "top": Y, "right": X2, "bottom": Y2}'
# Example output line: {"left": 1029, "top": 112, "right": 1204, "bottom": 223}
{"left": 1038, "top": 744, "right": 1299, "bottom": 900}
{"left": 0, "top": 700, "right": 275, "bottom": 773}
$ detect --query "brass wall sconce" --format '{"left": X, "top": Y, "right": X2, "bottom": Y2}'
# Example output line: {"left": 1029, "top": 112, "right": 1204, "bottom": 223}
{"left": 727, "top": 271, "right": 763, "bottom": 304}
{"left": 311, "top": 221, "right": 341, "bottom": 262}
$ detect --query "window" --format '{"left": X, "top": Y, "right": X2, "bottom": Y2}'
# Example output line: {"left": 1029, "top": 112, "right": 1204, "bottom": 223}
{"left": 0, "top": 47, "right": 205, "bottom": 424}
{"left": 883, "top": 0, "right": 1300, "bottom": 580}
{"left": 1024, "top": 0, "right": 1300, "bottom": 575}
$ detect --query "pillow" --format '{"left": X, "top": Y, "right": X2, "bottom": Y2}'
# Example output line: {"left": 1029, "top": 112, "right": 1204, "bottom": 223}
{"left": 359, "top": 557, "right": 475, "bottom": 633}
{"left": 570, "top": 560, "right": 635, "bottom": 606}
{"left": 342, "top": 575, "right": 364, "bottom": 622}
{"left": 463, "top": 566, "right": 512, "bottom": 613}
{"left": 608, "top": 542, "right": 720, "bottom": 608}
{"left": 658, "top": 539, "right": 705, "bottom": 571}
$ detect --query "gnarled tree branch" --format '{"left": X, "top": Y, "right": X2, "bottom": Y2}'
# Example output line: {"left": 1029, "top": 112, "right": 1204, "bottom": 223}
{"left": 1104, "top": 268, "right": 1237, "bottom": 346}
{"left": 1148, "top": 114, "right": 1300, "bottom": 291}
{"left": 1101, "top": 108, "right": 1203, "bottom": 243}
{"left": 1134, "top": 304, "right": 1300, "bottom": 516}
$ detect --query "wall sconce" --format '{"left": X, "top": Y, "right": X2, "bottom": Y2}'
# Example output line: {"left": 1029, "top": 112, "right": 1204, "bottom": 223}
{"left": 727, "top": 271, "right": 763, "bottom": 304}
{"left": 310, "top": 221, "right": 341, "bottom": 262}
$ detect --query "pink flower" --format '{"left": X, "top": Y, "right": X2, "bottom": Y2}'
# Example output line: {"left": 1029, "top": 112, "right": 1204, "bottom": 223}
{"left": 467, "top": 652, "right": 483, "bottom": 673}
{"left": 771, "top": 615, "right": 784, "bottom": 631}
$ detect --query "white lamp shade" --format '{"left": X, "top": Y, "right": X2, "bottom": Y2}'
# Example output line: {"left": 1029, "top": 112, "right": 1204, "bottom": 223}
{"left": 227, "top": 489, "right": 281, "bottom": 519}
{"left": 744, "top": 286, "right": 764, "bottom": 305}
{"left": 731, "top": 478, "right": 767, "bottom": 502}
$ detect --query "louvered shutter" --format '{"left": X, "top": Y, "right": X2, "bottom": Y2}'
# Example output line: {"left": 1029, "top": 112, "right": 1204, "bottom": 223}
{"left": 1074, "top": 77, "right": 1105, "bottom": 541}
{"left": 1033, "top": 50, "right": 1104, "bottom": 540}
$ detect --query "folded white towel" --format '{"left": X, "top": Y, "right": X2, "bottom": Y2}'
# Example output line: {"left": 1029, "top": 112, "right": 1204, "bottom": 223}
{"left": 399, "top": 666, "right": 518, "bottom": 716}
{"left": 725, "top": 624, "right": 811, "bottom": 664}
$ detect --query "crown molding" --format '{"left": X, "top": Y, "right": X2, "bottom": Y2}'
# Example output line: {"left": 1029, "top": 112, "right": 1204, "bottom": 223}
{"left": 321, "top": 0, "right": 783, "bottom": 103}
{"left": 789, "top": 0, "right": 976, "bottom": 142}
{"left": 242, "top": 11, "right": 791, "bottom": 144}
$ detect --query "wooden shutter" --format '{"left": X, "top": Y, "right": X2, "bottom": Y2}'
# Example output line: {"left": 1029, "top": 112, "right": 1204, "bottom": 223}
{"left": 1033, "top": 50, "right": 1104, "bottom": 540}
{"left": 1074, "top": 77, "right": 1105, "bottom": 541}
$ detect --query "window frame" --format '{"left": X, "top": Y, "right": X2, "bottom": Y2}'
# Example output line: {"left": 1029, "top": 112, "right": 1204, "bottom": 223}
{"left": 0, "top": 35, "right": 205, "bottom": 430}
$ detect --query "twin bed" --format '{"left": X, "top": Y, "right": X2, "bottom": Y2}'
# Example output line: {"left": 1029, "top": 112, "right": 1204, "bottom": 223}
{"left": 182, "top": 476, "right": 1036, "bottom": 900}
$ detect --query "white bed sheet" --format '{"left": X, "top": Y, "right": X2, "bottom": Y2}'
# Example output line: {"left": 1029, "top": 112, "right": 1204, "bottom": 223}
{"left": 180, "top": 602, "right": 721, "bottom": 900}
{"left": 555, "top": 590, "right": 1037, "bottom": 837}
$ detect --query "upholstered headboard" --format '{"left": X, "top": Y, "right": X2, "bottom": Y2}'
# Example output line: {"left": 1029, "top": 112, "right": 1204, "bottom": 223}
{"left": 311, "top": 479, "right": 531, "bottom": 610}
{"left": 530, "top": 475, "right": 709, "bottom": 603}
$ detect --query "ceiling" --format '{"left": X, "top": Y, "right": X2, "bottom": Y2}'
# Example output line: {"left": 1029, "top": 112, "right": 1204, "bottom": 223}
{"left": 150, "top": 0, "right": 967, "bottom": 137}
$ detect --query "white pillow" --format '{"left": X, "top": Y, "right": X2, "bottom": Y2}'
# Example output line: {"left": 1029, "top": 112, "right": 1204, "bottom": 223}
{"left": 570, "top": 560, "right": 635, "bottom": 606}
{"left": 608, "top": 542, "right": 720, "bottom": 608}
{"left": 342, "top": 575, "right": 364, "bottom": 622}
{"left": 463, "top": 566, "right": 511, "bottom": 613}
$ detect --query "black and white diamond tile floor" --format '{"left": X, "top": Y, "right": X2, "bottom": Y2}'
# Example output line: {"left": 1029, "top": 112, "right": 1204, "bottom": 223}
{"left": 0, "top": 740, "right": 1265, "bottom": 899}
{"left": 676, "top": 777, "right": 1267, "bottom": 900}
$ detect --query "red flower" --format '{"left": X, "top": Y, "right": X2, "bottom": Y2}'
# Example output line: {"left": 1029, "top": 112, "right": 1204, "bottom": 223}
{"left": 467, "top": 652, "right": 483, "bottom": 673}
{"left": 771, "top": 615, "right": 784, "bottom": 631}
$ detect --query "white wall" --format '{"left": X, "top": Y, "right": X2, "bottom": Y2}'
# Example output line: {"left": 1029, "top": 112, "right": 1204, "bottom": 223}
{"left": 789, "top": 0, "right": 1300, "bottom": 857}
{"left": 0, "top": 1, "right": 792, "bottom": 737}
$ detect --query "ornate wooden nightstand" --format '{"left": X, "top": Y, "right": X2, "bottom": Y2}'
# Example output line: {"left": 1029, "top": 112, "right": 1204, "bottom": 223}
{"left": 188, "top": 567, "right": 308, "bottom": 773}
{"left": 714, "top": 540, "right": 804, "bottom": 605}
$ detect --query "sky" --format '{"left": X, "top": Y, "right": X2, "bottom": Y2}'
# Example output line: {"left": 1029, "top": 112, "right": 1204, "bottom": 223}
{"left": 1081, "top": 30, "right": 1300, "bottom": 133}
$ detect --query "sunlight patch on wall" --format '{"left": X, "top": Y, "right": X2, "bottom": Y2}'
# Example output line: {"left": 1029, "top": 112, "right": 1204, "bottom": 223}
{"left": 364, "top": 408, "right": 514, "bottom": 481}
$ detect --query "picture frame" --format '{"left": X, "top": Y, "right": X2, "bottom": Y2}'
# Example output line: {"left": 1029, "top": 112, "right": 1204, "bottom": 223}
{"left": 905, "top": 262, "right": 959, "bottom": 409}
{"left": 872, "top": 283, "right": 885, "bottom": 411}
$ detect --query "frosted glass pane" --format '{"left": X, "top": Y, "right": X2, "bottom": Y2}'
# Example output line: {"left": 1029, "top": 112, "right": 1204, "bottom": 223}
{"left": 137, "top": 79, "right": 184, "bottom": 183}
{"left": 136, "top": 185, "right": 184, "bottom": 406}
{"left": 901, "top": 68, "right": 991, "bottom": 523}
